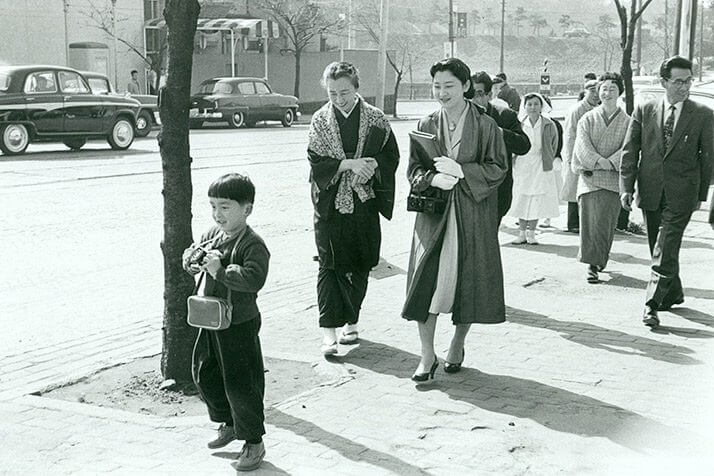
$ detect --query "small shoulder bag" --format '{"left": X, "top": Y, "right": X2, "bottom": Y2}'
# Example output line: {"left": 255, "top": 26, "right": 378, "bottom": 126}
{"left": 187, "top": 236, "right": 239, "bottom": 330}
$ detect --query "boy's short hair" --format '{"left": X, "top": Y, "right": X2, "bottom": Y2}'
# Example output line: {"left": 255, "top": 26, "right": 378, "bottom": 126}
{"left": 496, "top": 72, "right": 507, "bottom": 81}
{"left": 208, "top": 173, "right": 255, "bottom": 204}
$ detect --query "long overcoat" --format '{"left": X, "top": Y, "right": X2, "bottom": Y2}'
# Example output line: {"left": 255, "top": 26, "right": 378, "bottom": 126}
{"left": 402, "top": 102, "right": 508, "bottom": 324}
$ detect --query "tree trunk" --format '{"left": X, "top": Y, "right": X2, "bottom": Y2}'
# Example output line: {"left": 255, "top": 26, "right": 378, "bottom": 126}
{"left": 158, "top": 0, "right": 201, "bottom": 384}
{"left": 392, "top": 71, "right": 402, "bottom": 118}
{"left": 293, "top": 49, "right": 302, "bottom": 98}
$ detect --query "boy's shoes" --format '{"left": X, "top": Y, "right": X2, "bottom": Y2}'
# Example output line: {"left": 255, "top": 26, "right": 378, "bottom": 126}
{"left": 207, "top": 423, "right": 236, "bottom": 449}
{"left": 233, "top": 441, "right": 266, "bottom": 472}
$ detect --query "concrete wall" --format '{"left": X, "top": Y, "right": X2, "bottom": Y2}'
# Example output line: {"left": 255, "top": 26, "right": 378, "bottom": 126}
{"left": 191, "top": 43, "right": 396, "bottom": 114}
{"left": 0, "top": 0, "right": 148, "bottom": 93}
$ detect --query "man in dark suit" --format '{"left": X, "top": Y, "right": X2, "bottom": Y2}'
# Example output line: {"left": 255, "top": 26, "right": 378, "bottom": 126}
{"left": 495, "top": 72, "right": 521, "bottom": 112}
{"left": 620, "top": 56, "right": 713, "bottom": 327}
{"left": 471, "top": 71, "right": 531, "bottom": 224}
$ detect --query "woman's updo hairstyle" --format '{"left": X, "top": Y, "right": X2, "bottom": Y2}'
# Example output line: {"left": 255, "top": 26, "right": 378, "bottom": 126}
{"left": 321, "top": 61, "right": 360, "bottom": 89}
{"left": 598, "top": 71, "right": 624, "bottom": 95}
{"left": 429, "top": 57, "right": 475, "bottom": 99}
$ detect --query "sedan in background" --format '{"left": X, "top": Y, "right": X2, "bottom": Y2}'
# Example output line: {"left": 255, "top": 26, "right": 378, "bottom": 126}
{"left": 0, "top": 65, "right": 139, "bottom": 155}
{"left": 189, "top": 77, "right": 299, "bottom": 129}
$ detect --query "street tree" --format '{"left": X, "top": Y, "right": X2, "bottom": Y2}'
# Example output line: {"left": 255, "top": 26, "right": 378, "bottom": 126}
{"left": 559, "top": 14, "right": 572, "bottom": 32}
{"left": 529, "top": 13, "right": 548, "bottom": 36}
{"left": 256, "top": 0, "right": 342, "bottom": 98}
{"left": 596, "top": 14, "right": 618, "bottom": 71}
{"left": 83, "top": 0, "right": 167, "bottom": 93}
{"left": 614, "top": 0, "right": 655, "bottom": 114}
{"left": 158, "top": 0, "right": 201, "bottom": 383}
{"left": 514, "top": 7, "right": 528, "bottom": 36}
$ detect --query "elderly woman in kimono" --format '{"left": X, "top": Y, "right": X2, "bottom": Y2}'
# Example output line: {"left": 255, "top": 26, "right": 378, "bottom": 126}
{"left": 308, "top": 62, "right": 400, "bottom": 356}
{"left": 403, "top": 58, "right": 508, "bottom": 381}
{"left": 571, "top": 72, "right": 630, "bottom": 283}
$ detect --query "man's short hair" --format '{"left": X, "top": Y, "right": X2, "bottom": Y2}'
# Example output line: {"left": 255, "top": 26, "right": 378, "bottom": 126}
{"left": 659, "top": 56, "right": 693, "bottom": 79}
{"left": 495, "top": 72, "right": 507, "bottom": 81}
{"left": 208, "top": 173, "right": 255, "bottom": 204}
{"left": 492, "top": 76, "right": 504, "bottom": 85}
{"left": 584, "top": 72, "right": 597, "bottom": 81}
{"left": 130, "top": 70, "right": 138, "bottom": 75}
{"left": 470, "top": 71, "right": 493, "bottom": 94}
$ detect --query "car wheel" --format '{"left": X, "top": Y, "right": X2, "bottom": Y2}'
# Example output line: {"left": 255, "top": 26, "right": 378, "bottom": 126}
{"left": 190, "top": 120, "right": 203, "bottom": 129}
{"left": 107, "top": 118, "right": 135, "bottom": 150}
{"left": 228, "top": 111, "right": 245, "bottom": 128}
{"left": 135, "top": 110, "right": 153, "bottom": 138}
{"left": 281, "top": 109, "right": 295, "bottom": 127}
{"left": 63, "top": 138, "right": 87, "bottom": 151}
{"left": 0, "top": 123, "right": 30, "bottom": 155}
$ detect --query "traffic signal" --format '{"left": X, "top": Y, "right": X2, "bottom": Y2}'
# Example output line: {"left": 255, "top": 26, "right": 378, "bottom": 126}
{"left": 457, "top": 12, "right": 467, "bottom": 37}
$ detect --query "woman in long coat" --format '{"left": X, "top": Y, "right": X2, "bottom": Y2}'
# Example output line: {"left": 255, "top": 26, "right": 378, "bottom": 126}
{"left": 403, "top": 58, "right": 508, "bottom": 381}
{"left": 572, "top": 72, "right": 630, "bottom": 283}
{"left": 308, "top": 62, "right": 399, "bottom": 355}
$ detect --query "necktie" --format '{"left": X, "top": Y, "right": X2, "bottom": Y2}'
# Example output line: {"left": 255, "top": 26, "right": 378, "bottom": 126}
{"left": 663, "top": 105, "right": 676, "bottom": 150}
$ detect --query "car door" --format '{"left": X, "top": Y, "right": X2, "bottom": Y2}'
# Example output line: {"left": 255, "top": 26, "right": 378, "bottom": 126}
{"left": 236, "top": 81, "right": 261, "bottom": 121}
{"left": 254, "top": 80, "right": 279, "bottom": 120}
{"left": 59, "top": 71, "right": 104, "bottom": 133}
{"left": 22, "top": 71, "right": 64, "bottom": 133}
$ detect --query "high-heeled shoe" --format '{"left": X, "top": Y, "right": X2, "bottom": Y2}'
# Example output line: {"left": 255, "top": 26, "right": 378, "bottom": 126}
{"left": 444, "top": 349, "right": 465, "bottom": 374}
{"left": 411, "top": 358, "right": 438, "bottom": 382}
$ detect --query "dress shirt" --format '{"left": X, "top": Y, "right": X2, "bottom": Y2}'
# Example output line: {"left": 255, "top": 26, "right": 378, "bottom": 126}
{"left": 662, "top": 98, "right": 683, "bottom": 131}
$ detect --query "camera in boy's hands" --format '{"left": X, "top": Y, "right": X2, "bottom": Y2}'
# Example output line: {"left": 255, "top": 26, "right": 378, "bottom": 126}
{"left": 188, "top": 246, "right": 209, "bottom": 266}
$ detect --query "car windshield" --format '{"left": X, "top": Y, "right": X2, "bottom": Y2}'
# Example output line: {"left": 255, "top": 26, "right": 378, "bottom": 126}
{"left": 198, "top": 80, "right": 232, "bottom": 94}
{"left": 0, "top": 72, "right": 10, "bottom": 92}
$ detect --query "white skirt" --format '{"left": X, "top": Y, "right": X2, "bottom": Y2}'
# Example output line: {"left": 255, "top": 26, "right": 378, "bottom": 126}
{"left": 509, "top": 154, "right": 560, "bottom": 220}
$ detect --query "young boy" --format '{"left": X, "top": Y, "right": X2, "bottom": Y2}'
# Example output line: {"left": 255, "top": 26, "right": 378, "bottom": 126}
{"left": 182, "top": 173, "right": 270, "bottom": 471}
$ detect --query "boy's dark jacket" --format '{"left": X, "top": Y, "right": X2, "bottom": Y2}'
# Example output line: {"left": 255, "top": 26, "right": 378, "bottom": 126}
{"left": 187, "top": 225, "right": 270, "bottom": 326}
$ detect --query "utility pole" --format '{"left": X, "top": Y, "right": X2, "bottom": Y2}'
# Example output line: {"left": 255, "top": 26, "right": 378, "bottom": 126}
{"left": 499, "top": 0, "right": 505, "bottom": 72}
{"left": 375, "top": 0, "right": 389, "bottom": 110}
{"left": 111, "top": 0, "right": 118, "bottom": 90}
{"left": 63, "top": 0, "right": 70, "bottom": 66}
{"left": 665, "top": 0, "right": 670, "bottom": 58}
{"left": 635, "top": 0, "right": 642, "bottom": 75}
{"left": 448, "top": 0, "right": 455, "bottom": 57}
{"left": 698, "top": 0, "right": 703, "bottom": 81}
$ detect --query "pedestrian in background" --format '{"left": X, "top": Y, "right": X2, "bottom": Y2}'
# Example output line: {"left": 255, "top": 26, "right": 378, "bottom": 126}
{"left": 572, "top": 72, "right": 630, "bottom": 283}
{"left": 495, "top": 72, "right": 521, "bottom": 112}
{"left": 307, "top": 62, "right": 399, "bottom": 355}
{"left": 470, "top": 71, "right": 531, "bottom": 226}
{"left": 562, "top": 77, "right": 600, "bottom": 232}
{"left": 578, "top": 72, "right": 597, "bottom": 100}
{"left": 182, "top": 173, "right": 270, "bottom": 471}
{"left": 620, "top": 55, "right": 713, "bottom": 328}
{"left": 540, "top": 95, "right": 564, "bottom": 229}
{"left": 127, "top": 69, "right": 142, "bottom": 95}
{"left": 403, "top": 58, "right": 507, "bottom": 381}
{"left": 508, "top": 92, "right": 560, "bottom": 245}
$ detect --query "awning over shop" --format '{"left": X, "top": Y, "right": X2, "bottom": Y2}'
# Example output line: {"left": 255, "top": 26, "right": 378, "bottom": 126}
{"left": 144, "top": 17, "right": 279, "bottom": 38}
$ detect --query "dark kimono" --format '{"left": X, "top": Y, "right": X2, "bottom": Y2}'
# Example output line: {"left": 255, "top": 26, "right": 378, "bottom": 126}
{"left": 403, "top": 102, "right": 508, "bottom": 324}
{"left": 308, "top": 96, "right": 399, "bottom": 328}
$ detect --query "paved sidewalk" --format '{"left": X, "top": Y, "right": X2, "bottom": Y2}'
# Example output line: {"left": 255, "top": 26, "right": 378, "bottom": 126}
{"left": 2, "top": 198, "right": 714, "bottom": 474}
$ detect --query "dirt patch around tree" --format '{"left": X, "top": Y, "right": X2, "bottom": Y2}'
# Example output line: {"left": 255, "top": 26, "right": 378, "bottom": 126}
{"left": 42, "top": 354, "right": 330, "bottom": 418}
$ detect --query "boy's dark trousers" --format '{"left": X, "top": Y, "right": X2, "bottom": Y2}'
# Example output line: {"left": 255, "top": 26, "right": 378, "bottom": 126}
{"left": 192, "top": 317, "right": 265, "bottom": 441}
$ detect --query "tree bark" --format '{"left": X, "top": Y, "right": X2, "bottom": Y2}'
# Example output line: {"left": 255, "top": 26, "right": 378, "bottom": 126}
{"left": 158, "top": 0, "right": 201, "bottom": 384}
{"left": 294, "top": 49, "right": 302, "bottom": 98}
{"left": 392, "top": 71, "right": 402, "bottom": 118}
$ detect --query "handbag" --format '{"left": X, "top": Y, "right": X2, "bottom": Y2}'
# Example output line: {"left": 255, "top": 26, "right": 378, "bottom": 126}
{"left": 186, "top": 236, "right": 239, "bottom": 330}
{"left": 407, "top": 130, "right": 449, "bottom": 215}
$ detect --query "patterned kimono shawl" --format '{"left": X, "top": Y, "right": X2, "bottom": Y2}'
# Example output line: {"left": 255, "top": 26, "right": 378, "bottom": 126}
{"left": 308, "top": 95, "right": 392, "bottom": 214}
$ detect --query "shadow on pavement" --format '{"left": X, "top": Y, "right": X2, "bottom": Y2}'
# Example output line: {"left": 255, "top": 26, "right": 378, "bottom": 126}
{"left": 343, "top": 340, "right": 700, "bottom": 453}
{"left": 212, "top": 449, "right": 290, "bottom": 475}
{"left": 670, "top": 308, "right": 714, "bottom": 328}
{"left": 506, "top": 307, "right": 703, "bottom": 363}
{"left": 264, "top": 408, "right": 431, "bottom": 476}
{"left": 605, "top": 272, "right": 714, "bottom": 300}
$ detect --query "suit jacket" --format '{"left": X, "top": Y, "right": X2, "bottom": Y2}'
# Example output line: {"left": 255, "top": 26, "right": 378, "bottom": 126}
{"left": 483, "top": 102, "right": 531, "bottom": 166}
{"left": 620, "top": 97, "right": 713, "bottom": 212}
{"left": 498, "top": 84, "right": 521, "bottom": 112}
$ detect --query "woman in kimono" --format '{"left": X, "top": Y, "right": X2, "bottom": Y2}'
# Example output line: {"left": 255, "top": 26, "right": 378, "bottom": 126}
{"left": 308, "top": 62, "right": 399, "bottom": 356}
{"left": 508, "top": 93, "right": 561, "bottom": 245}
{"left": 571, "top": 73, "right": 630, "bottom": 283}
{"left": 403, "top": 58, "right": 508, "bottom": 381}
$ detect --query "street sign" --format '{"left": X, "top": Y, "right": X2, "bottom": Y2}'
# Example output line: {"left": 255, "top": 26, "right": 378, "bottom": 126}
{"left": 540, "top": 73, "right": 551, "bottom": 95}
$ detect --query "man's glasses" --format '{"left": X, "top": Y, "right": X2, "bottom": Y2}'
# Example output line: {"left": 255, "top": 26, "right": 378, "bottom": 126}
{"left": 668, "top": 77, "right": 693, "bottom": 87}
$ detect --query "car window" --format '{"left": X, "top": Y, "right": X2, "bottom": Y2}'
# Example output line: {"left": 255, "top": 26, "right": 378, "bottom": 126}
{"left": 24, "top": 72, "right": 57, "bottom": 94}
{"left": 237, "top": 82, "right": 255, "bottom": 95}
{"left": 689, "top": 93, "right": 714, "bottom": 110}
{"left": 254, "top": 81, "right": 270, "bottom": 94}
{"left": 58, "top": 71, "right": 90, "bottom": 94}
{"left": 87, "top": 77, "right": 110, "bottom": 94}
{"left": 0, "top": 72, "right": 10, "bottom": 92}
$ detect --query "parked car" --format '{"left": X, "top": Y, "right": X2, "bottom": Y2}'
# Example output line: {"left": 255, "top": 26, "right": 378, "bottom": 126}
{"left": 563, "top": 27, "right": 591, "bottom": 38}
{"left": 82, "top": 71, "right": 159, "bottom": 138}
{"left": 0, "top": 65, "right": 140, "bottom": 155}
{"left": 189, "top": 77, "right": 299, "bottom": 129}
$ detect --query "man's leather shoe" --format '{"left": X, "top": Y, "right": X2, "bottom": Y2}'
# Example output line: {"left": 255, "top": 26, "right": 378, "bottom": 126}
{"left": 658, "top": 296, "right": 684, "bottom": 311}
{"left": 642, "top": 306, "right": 660, "bottom": 328}
{"left": 233, "top": 441, "right": 265, "bottom": 471}
{"left": 207, "top": 423, "right": 236, "bottom": 449}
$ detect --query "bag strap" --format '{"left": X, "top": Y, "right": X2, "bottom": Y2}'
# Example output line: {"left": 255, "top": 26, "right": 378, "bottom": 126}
{"left": 194, "top": 232, "right": 241, "bottom": 299}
